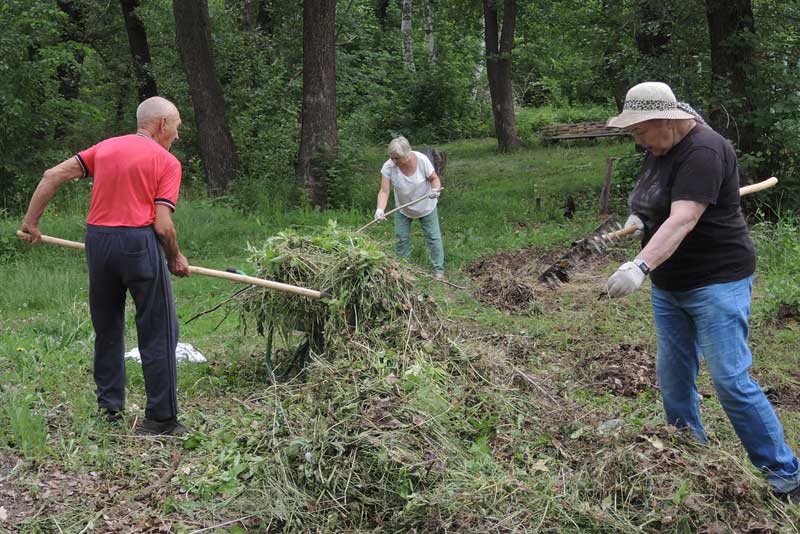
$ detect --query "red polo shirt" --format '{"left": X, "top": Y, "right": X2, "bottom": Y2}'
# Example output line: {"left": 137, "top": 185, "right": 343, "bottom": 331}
{"left": 77, "top": 134, "right": 182, "bottom": 227}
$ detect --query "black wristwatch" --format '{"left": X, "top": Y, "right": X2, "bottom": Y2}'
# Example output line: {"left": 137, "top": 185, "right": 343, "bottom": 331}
{"left": 633, "top": 258, "right": 651, "bottom": 276}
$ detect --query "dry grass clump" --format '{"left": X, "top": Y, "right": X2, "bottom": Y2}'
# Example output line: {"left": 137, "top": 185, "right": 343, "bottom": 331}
{"left": 237, "top": 221, "right": 443, "bottom": 356}
{"left": 568, "top": 425, "right": 790, "bottom": 532}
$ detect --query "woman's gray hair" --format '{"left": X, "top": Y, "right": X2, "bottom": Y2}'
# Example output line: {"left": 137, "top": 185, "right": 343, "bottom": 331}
{"left": 388, "top": 136, "right": 412, "bottom": 158}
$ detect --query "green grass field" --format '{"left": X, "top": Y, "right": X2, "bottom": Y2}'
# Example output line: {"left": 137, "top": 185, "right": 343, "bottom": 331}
{"left": 1, "top": 137, "right": 799, "bottom": 532}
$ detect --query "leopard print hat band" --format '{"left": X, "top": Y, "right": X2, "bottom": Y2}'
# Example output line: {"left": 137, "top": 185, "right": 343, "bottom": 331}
{"left": 607, "top": 82, "right": 701, "bottom": 128}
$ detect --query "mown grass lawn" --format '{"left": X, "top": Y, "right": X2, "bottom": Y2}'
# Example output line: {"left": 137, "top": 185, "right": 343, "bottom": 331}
{"left": 1, "top": 137, "right": 799, "bottom": 532}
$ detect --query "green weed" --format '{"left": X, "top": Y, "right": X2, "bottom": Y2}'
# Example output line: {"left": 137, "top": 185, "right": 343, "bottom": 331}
{"left": 4, "top": 394, "right": 49, "bottom": 460}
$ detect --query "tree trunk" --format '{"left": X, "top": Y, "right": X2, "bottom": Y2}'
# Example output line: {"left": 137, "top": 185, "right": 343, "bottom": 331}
{"left": 422, "top": 0, "right": 437, "bottom": 64}
{"left": 472, "top": 16, "right": 486, "bottom": 101}
{"left": 297, "top": 0, "right": 337, "bottom": 210}
{"left": 483, "top": 0, "right": 522, "bottom": 152}
{"left": 173, "top": 0, "right": 239, "bottom": 195}
{"left": 401, "top": 0, "right": 416, "bottom": 73}
{"left": 705, "top": 0, "right": 756, "bottom": 152}
{"left": 120, "top": 0, "right": 158, "bottom": 101}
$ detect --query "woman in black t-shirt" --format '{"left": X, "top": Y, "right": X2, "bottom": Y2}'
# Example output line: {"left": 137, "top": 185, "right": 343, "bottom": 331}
{"left": 605, "top": 82, "right": 799, "bottom": 503}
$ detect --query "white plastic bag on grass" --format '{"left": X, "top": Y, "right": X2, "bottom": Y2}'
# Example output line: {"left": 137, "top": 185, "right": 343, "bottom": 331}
{"left": 124, "top": 342, "right": 207, "bottom": 364}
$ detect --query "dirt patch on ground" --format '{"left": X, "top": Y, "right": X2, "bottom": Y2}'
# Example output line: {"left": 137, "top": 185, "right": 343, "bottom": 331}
{"left": 764, "top": 383, "right": 800, "bottom": 410}
{"left": 0, "top": 453, "right": 112, "bottom": 529}
{"left": 482, "top": 333, "right": 538, "bottom": 363}
{"left": 473, "top": 273, "right": 539, "bottom": 314}
{"left": 0, "top": 451, "right": 34, "bottom": 529}
{"left": 581, "top": 343, "right": 656, "bottom": 397}
{"left": 0, "top": 441, "right": 191, "bottom": 532}
{"left": 464, "top": 245, "right": 550, "bottom": 278}
{"left": 769, "top": 302, "right": 800, "bottom": 329}
{"left": 463, "top": 236, "right": 630, "bottom": 314}
{"left": 755, "top": 369, "right": 800, "bottom": 411}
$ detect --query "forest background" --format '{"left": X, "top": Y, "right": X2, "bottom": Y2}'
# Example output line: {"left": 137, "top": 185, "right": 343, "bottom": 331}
{"left": 2, "top": 0, "right": 799, "bottom": 214}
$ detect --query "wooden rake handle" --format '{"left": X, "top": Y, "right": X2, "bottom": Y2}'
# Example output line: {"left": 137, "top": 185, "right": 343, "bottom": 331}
{"left": 16, "top": 231, "right": 328, "bottom": 299}
{"left": 599, "top": 177, "right": 779, "bottom": 241}
{"left": 357, "top": 188, "right": 443, "bottom": 233}
{"left": 739, "top": 176, "right": 778, "bottom": 196}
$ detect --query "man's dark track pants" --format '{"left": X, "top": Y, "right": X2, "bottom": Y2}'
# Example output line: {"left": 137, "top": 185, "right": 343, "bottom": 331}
{"left": 85, "top": 224, "right": 179, "bottom": 420}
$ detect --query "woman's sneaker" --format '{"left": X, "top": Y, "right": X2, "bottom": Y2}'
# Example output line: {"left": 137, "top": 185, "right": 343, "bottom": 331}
{"left": 775, "top": 486, "right": 800, "bottom": 505}
{"left": 135, "top": 416, "right": 190, "bottom": 436}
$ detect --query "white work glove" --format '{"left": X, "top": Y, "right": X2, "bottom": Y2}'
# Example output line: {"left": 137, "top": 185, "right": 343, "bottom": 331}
{"left": 606, "top": 261, "right": 646, "bottom": 298}
{"left": 624, "top": 213, "right": 645, "bottom": 238}
{"left": 428, "top": 188, "right": 441, "bottom": 199}
{"left": 374, "top": 208, "right": 386, "bottom": 221}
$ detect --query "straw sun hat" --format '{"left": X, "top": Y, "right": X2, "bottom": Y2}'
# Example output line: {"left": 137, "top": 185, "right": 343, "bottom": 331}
{"left": 607, "top": 82, "right": 700, "bottom": 129}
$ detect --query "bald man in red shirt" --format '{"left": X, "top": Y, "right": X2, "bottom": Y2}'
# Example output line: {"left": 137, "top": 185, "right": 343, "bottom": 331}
{"left": 20, "top": 96, "right": 191, "bottom": 436}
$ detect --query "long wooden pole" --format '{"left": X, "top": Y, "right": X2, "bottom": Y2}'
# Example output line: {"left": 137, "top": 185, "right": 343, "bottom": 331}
{"left": 356, "top": 188, "right": 443, "bottom": 233}
{"left": 598, "top": 177, "right": 778, "bottom": 241}
{"left": 16, "top": 231, "right": 328, "bottom": 299}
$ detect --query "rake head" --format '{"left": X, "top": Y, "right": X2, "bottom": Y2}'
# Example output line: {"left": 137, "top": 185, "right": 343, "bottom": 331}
{"left": 538, "top": 217, "right": 626, "bottom": 287}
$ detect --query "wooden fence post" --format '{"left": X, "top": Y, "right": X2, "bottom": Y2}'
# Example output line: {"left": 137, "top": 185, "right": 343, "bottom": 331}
{"left": 599, "top": 157, "right": 615, "bottom": 215}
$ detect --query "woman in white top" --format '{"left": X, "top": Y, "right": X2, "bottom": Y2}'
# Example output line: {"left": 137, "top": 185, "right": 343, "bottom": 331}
{"left": 374, "top": 136, "right": 444, "bottom": 279}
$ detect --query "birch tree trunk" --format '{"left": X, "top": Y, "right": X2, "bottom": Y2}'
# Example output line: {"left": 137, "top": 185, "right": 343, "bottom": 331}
{"left": 472, "top": 15, "right": 486, "bottom": 101}
{"left": 422, "top": 0, "right": 437, "bottom": 64}
{"left": 401, "top": 0, "right": 416, "bottom": 73}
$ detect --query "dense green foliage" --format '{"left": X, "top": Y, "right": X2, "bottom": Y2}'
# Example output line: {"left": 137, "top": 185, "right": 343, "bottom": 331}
{"left": 2, "top": 0, "right": 798, "bottom": 213}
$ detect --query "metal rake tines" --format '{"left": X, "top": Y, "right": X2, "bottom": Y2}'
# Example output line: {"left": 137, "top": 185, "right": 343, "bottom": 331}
{"left": 537, "top": 217, "right": 625, "bottom": 287}
{"left": 586, "top": 221, "right": 626, "bottom": 252}
{"left": 537, "top": 252, "right": 579, "bottom": 286}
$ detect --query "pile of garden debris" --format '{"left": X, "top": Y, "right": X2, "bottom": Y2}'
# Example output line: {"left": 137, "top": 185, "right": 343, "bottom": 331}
{"left": 236, "top": 220, "right": 445, "bottom": 358}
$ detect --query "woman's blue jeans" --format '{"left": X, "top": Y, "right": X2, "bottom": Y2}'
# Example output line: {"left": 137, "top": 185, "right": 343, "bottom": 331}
{"left": 394, "top": 208, "right": 444, "bottom": 273}
{"left": 652, "top": 275, "right": 799, "bottom": 493}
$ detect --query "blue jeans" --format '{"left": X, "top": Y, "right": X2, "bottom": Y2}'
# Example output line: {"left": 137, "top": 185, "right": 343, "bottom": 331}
{"left": 652, "top": 275, "right": 799, "bottom": 493}
{"left": 394, "top": 208, "right": 444, "bottom": 273}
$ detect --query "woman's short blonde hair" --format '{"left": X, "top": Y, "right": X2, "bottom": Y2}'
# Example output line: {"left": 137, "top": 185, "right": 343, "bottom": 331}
{"left": 388, "top": 136, "right": 412, "bottom": 159}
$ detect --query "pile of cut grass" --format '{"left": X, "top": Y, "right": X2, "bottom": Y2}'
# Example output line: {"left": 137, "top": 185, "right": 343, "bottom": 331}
{"left": 237, "top": 220, "right": 444, "bottom": 358}
{"left": 208, "top": 223, "right": 798, "bottom": 532}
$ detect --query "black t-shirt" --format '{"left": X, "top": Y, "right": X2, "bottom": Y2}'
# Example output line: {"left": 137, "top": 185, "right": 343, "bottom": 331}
{"left": 629, "top": 123, "right": 755, "bottom": 291}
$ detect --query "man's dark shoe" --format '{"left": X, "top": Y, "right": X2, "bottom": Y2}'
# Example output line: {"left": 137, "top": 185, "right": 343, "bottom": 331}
{"left": 135, "top": 416, "right": 190, "bottom": 436}
{"left": 774, "top": 486, "right": 800, "bottom": 505}
{"left": 97, "top": 408, "right": 124, "bottom": 424}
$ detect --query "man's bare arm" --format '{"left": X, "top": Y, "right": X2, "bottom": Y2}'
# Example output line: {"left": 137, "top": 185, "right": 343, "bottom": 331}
{"left": 153, "top": 204, "right": 190, "bottom": 277}
{"left": 20, "top": 157, "right": 85, "bottom": 243}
